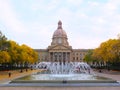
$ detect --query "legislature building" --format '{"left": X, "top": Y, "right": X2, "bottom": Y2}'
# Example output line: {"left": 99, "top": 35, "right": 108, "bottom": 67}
{"left": 35, "top": 21, "right": 89, "bottom": 62}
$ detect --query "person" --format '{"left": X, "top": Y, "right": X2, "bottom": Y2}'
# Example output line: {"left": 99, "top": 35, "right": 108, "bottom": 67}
{"left": 31, "top": 66, "right": 33, "bottom": 70}
{"left": 62, "top": 80, "right": 67, "bottom": 83}
{"left": 20, "top": 69, "right": 23, "bottom": 73}
{"left": 88, "top": 68, "right": 90, "bottom": 74}
{"left": 99, "top": 69, "right": 102, "bottom": 73}
{"left": 8, "top": 72, "right": 11, "bottom": 77}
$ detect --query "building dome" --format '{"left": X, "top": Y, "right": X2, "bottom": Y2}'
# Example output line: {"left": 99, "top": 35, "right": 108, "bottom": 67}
{"left": 53, "top": 21, "right": 67, "bottom": 38}
{"left": 51, "top": 21, "right": 69, "bottom": 46}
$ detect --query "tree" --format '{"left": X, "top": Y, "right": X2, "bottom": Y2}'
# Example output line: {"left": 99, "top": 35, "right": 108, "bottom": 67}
{"left": 8, "top": 40, "right": 20, "bottom": 64}
{"left": 111, "top": 39, "right": 120, "bottom": 63}
{"left": 0, "top": 31, "right": 8, "bottom": 51}
{"left": 0, "top": 30, "right": 38, "bottom": 70}
{"left": 92, "top": 39, "right": 120, "bottom": 69}
{"left": 84, "top": 50, "right": 94, "bottom": 63}
{"left": 20, "top": 44, "right": 38, "bottom": 64}
{"left": 7, "top": 41, "right": 38, "bottom": 65}
{"left": 0, "top": 51, "right": 11, "bottom": 64}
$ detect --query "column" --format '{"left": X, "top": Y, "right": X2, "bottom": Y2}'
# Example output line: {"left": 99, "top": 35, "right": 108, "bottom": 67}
{"left": 53, "top": 52, "right": 54, "bottom": 62}
{"left": 48, "top": 53, "right": 50, "bottom": 62}
{"left": 66, "top": 52, "right": 68, "bottom": 62}
{"left": 70, "top": 52, "right": 71, "bottom": 62}
{"left": 63, "top": 52, "right": 64, "bottom": 65}
{"left": 51, "top": 52, "right": 53, "bottom": 62}
{"left": 57, "top": 52, "right": 59, "bottom": 62}
{"left": 59, "top": 52, "right": 61, "bottom": 63}
{"left": 68, "top": 52, "right": 70, "bottom": 62}
{"left": 49, "top": 52, "right": 51, "bottom": 62}
{"left": 58, "top": 52, "right": 59, "bottom": 62}
{"left": 62, "top": 52, "right": 63, "bottom": 63}
{"left": 55, "top": 52, "right": 56, "bottom": 62}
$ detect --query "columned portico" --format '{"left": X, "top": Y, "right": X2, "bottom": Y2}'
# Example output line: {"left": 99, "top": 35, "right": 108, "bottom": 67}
{"left": 49, "top": 52, "right": 71, "bottom": 64}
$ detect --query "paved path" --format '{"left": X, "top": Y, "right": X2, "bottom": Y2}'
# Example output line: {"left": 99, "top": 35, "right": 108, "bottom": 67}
{"left": 0, "top": 86, "right": 120, "bottom": 90}
{"left": 0, "top": 69, "right": 41, "bottom": 84}
{"left": 94, "top": 69, "right": 120, "bottom": 82}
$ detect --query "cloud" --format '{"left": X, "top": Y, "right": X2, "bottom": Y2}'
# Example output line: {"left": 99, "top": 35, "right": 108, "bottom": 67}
{"left": 88, "top": 1, "right": 99, "bottom": 7}
{"left": 67, "top": 0, "right": 83, "bottom": 6}
{"left": 0, "top": 0, "right": 27, "bottom": 33}
{"left": 31, "top": 0, "right": 61, "bottom": 11}
{"left": 0, "top": 0, "right": 120, "bottom": 49}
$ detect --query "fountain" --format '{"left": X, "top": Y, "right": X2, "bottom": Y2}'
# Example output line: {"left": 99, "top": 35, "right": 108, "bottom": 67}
{"left": 36, "top": 62, "right": 93, "bottom": 75}
{"left": 30, "top": 61, "right": 96, "bottom": 81}
{"left": 9, "top": 61, "right": 117, "bottom": 85}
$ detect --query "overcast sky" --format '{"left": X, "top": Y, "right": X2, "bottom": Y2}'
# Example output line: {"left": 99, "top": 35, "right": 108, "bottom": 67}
{"left": 0, "top": 0, "right": 120, "bottom": 49}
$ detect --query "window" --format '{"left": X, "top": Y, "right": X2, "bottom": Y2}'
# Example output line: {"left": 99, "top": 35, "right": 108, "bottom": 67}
{"left": 76, "top": 53, "right": 78, "bottom": 55}
{"left": 58, "top": 38, "right": 62, "bottom": 44}
{"left": 76, "top": 57, "right": 78, "bottom": 60}
{"left": 73, "top": 57, "right": 75, "bottom": 60}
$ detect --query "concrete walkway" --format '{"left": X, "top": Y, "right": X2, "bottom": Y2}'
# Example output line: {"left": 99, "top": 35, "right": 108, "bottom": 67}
{"left": 95, "top": 69, "right": 120, "bottom": 82}
{"left": 0, "top": 69, "right": 41, "bottom": 84}
{"left": 0, "top": 87, "right": 120, "bottom": 90}
{"left": 0, "top": 69, "right": 120, "bottom": 90}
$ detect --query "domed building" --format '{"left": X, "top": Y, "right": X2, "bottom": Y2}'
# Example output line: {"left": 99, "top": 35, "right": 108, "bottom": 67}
{"left": 35, "top": 21, "right": 89, "bottom": 62}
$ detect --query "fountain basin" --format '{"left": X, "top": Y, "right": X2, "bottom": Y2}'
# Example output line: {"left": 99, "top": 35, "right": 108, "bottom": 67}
{"left": 11, "top": 79, "right": 117, "bottom": 83}
{"left": 10, "top": 72, "right": 117, "bottom": 84}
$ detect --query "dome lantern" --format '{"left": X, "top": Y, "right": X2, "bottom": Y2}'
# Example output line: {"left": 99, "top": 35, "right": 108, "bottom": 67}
{"left": 58, "top": 20, "right": 62, "bottom": 29}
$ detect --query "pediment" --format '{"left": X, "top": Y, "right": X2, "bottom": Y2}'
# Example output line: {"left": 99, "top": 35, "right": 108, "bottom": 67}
{"left": 48, "top": 45, "right": 72, "bottom": 50}
{"left": 53, "top": 45, "right": 68, "bottom": 50}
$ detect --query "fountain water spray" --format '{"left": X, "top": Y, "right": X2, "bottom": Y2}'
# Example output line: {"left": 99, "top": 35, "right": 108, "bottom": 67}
{"left": 36, "top": 62, "right": 94, "bottom": 75}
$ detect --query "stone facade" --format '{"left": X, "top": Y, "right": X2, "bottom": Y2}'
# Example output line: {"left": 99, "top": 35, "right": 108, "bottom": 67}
{"left": 35, "top": 21, "right": 89, "bottom": 62}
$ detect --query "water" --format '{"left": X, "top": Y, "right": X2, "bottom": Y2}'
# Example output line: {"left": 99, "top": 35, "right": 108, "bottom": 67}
{"left": 14, "top": 62, "right": 110, "bottom": 81}
{"left": 26, "top": 62, "right": 95, "bottom": 81}
{"left": 36, "top": 62, "right": 94, "bottom": 75}
{"left": 14, "top": 70, "right": 113, "bottom": 82}
{"left": 16, "top": 73, "right": 96, "bottom": 81}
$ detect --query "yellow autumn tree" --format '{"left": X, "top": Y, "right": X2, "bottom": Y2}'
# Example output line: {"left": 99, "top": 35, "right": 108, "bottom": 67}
{"left": 20, "top": 44, "right": 38, "bottom": 64}
{"left": 8, "top": 40, "right": 20, "bottom": 64}
{"left": 93, "top": 39, "right": 120, "bottom": 63}
{"left": 0, "top": 51, "right": 11, "bottom": 64}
